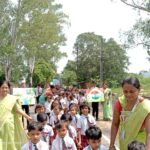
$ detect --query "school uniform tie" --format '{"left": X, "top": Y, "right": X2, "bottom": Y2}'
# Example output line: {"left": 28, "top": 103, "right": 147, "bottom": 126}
{"left": 62, "top": 138, "right": 67, "bottom": 150}
{"left": 54, "top": 116, "right": 59, "bottom": 125}
{"left": 75, "top": 115, "right": 78, "bottom": 124}
{"left": 33, "top": 144, "right": 38, "bottom": 150}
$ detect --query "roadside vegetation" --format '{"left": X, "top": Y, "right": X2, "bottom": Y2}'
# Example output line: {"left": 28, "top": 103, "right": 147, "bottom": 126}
{"left": 112, "top": 76, "right": 150, "bottom": 97}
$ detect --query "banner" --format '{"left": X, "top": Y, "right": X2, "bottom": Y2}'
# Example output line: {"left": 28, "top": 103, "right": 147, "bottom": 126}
{"left": 13, "top": 88, "right": 36, "bottom": 105}
{"left": 86, "top": 87, "right": 104, "bottom": 102}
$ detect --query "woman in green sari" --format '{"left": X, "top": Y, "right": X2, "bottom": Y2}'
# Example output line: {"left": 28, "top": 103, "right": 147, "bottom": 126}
{"left": 102, "top": 82, "right": 113, "bottom": 121}
{"left": 0, "top": 80, "right": 32, "bottom": 150}
{"left": 109, "top": 77, "right": 150, "bottom": 150}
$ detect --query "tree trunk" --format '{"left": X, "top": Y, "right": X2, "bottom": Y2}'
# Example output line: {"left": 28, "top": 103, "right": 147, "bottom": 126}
{"left": 28, "top": 57, "right": 35, "bottom": 87}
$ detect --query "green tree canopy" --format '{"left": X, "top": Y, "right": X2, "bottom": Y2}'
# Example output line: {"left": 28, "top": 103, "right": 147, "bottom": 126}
{"left": 0, "top": 0, "right": 68, "bottom": 85}
{"left": 70, "top": 32, "right": 129, "bottom": 85}
{"left": 32, "top": 60, "right": 55, "bottom": 86}
{"left": 119, "top": 0, "right": 150, "bottom": 61}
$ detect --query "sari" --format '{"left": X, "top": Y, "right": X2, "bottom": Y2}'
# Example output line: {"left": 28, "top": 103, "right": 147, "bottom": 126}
{"left": 0, "top": 94, "right": 28, "bottom": 150}
{"left": 119, "top": 96, "right": 150, "bottom": 150}
{"left": 103, "top": 88, "right": 112, "bottom": 120}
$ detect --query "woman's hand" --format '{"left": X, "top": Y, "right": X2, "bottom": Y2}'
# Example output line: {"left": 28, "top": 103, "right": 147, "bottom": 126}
{"left": 109, "top": 145, "right": 116, "bottom": 150}
{"left": 27, "top": 116, "right": 33, "bottom": 122}
{"left": 77, "top": 142, "right": 82, "bottom": 148}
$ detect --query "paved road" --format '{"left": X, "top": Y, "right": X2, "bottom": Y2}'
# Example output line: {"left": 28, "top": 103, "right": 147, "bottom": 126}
{"left": 96, "top": 104, "right": 119, "bottom": 149}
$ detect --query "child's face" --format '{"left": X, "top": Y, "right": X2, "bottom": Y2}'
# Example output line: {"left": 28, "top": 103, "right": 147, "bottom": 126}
{"left": 81, "top": 106, "right": 89, "bottom": 115}
{"left": 47, "top": 95, "right": 53, "bottom": 102}
{"left": 36, "top": 107, "right": 45, "bottom": 113}
{"left": 70, "top": 107, "right": 77, "bottom": 116}
{"left": 28, "top": 129, "right": 42, "bottom": 144}
{"left": 53, "top": 106, "right": 60, "bottom": 115}
{"left": 41, "top": 121, "right": 47, "bottom": 126}
{"left": 88, "top": 139, "right": 101, "bottom": 150}
{"left": 56, "top": 125, "right": 68, "bottom": 138}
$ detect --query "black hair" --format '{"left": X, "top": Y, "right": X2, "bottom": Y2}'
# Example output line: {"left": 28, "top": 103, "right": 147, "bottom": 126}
{"left": 60, "top": 113, "right": 72, "bottom": 122}
{"left": 55, "top": 120, "right": 68, "bottom": 130}
{"left": 27, "top": 122, "right": 43, "bottom": 132}
{"left": 51, "top": 100, "right": 62, "bottom": 110}
{"left": 80, "top": 102, "right": 90, "bottom": 114}
{"left": 69, "top": 103, "right": 78, "bottom": 110}
{"left": 85, "top": 126, "right": 102, "bottom": 140}
{"left": 0, "top": 80, "right": 10, "bottom": 88}
{"left": 128, "top": 140, "right": 146, "bottom": 150}
{"left": 34, "top": 104, "right": 45, "bottom": 113}
{"left": 121, "top": 77, "right": 141, "bottom": 90}
{"left": 37, "top": 113, "right": 48, "bottom": 122}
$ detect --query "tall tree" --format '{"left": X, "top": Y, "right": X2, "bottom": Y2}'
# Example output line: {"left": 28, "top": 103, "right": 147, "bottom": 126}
{"left": 61, "top": 60, "right": 77, "bottom": 86}
{"left": 119, "top": 0, "right": 150, "bottom": 60}
{"left": 17, "top": 0, "right": 67, "bottom": 86}
{"left": 73, "top": 32, "right": 129, "bottom": 84}
{"left": 0, "top": 0, "right": 23, "bottom": 81}
{"left": 0, "top": 0, "right": 68, "bottom": 84}
{"left": 32, "top": 60, "right": 56, "bottom": 86}
{"left": 119, "top": 0, "right": 150, "bottom": 13}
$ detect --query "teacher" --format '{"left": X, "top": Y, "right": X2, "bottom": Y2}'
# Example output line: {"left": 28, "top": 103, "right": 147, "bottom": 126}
{"left": 109, "top": 77, "right": 150, "bottom": 150}
{"left": 0, "top": 80, "right": 32, "bottom": 150}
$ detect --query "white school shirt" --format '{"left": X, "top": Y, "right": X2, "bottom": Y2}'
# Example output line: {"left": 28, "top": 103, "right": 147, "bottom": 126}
{"left": 32, "top": 113, "right": 38, "bottom": 122}
{"left": 60, "top": 97, "right": 67, "bottom": 109}
{"left": 77, "top": 114, "right": 96, "bottom": 135}
{"left": 49, "top": 113, "right": 62, "bottom": 128}
{"left": 78, "top": 96, "right": 86, "bottom": 105}
{"left": 83, "top": 145, "right": 108, "bottom": 150}
{"left": 41, "top": 124, "right": 54, "bottom": 145}
{"left": 68, "top": 125, "right": 77, "bottom": 140}
{"left": 44, "top": 101, "right": 53, "bottom": 113}
{"left": 70, "top": 114, "right": 80, "bottom": 129}
{"left": 66, "top": 99, "right": 78, "bottom": 109}
{"left": 36, "top": 87, "right": 43, "bottom": 97}
{"left": 51, "top": 134, "right": 77, "bottom": 150}
{"left": 21, "top": 140, "right": 49, "bottom": 150}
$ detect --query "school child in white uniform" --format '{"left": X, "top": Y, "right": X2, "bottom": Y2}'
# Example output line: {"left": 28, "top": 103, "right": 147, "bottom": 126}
{"left": 49, "top": 104, "right": 63, "bottom": 139}
{"left": 37, "top": 113, "right": 54, "bottom": 148}
{"left": 49, "top": 100, "right": 63, "bottom": 118}
{"left": 83, "top": 126, "right": 108, "bottom": 150}
{"left": 51, "top": 121, "right": 77, "bottom": 150}
{"left": 69, "top": 103, "right": 80, "bottom": 130}
{"left": 49, "top": 105, "right": 62, "bottom": 128}
{"left": 32, "top": 104, "right": 46, "bottom": 122}
{"left": 66, "top": 95, "right": 78, "bottom": 110}
{"left": 77, "top": 103, "right": 96, "bottom": 149}
{"left": 44, "top": 90, "right": 54, "bottom": 117}
{"left": 21, "top": 122, "right": 49, "bottom": 150}
{"left": 60, "top": 113, "right": 77, "bottom": 140}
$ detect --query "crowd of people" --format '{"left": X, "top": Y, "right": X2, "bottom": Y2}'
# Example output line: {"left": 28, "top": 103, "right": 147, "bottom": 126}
{"left": 0, "top": 77, "right": 149, "bottom": 150}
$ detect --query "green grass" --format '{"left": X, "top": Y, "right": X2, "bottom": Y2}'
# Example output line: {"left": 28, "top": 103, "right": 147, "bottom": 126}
{"left": 140, "top": 78, "right": 150, "bottom": 96}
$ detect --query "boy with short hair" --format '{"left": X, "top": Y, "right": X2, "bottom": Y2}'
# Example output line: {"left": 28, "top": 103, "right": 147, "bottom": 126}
{"left": 51, "top": 120, "right": 77, "bottom": 150}
{"left": 37, "top": 113, "right": 54, "bottom": 147}
{"left": 84, "top": 126, "right": 108, "bottom": 150}
{"left": 21, "top": 122, "right": 49, "bottom": 150}
{"left": 128, "top": 140, "right": 146, "bottom": 150}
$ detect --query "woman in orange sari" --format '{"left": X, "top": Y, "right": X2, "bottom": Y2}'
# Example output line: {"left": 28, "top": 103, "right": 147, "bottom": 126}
{"left": 0, "top": 80, "right": 32, "bottom": 150}
{"left": 109, "top": 77, "right": 150, "bottom": 150}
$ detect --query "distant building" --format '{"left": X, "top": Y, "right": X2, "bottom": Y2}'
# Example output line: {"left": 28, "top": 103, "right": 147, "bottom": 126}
{"left": 139, "top": 70, "right": 150, "bottom": 77}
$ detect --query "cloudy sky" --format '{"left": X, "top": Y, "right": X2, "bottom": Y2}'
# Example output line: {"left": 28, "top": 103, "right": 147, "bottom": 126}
{"left": 56, "top": 0, "right": 150, "bottom": 73}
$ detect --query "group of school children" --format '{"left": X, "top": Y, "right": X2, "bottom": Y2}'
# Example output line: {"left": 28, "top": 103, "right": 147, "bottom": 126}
{"left": 21, "top": 87, "right": 108, "bottom": 150}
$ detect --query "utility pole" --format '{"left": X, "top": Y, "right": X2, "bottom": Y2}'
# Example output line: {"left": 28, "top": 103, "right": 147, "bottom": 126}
{"left": 75, "top": 43, "right": 79, "bottom": 87}
{"left": 100, "top": 39, "right": 103, "bottom": 83}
